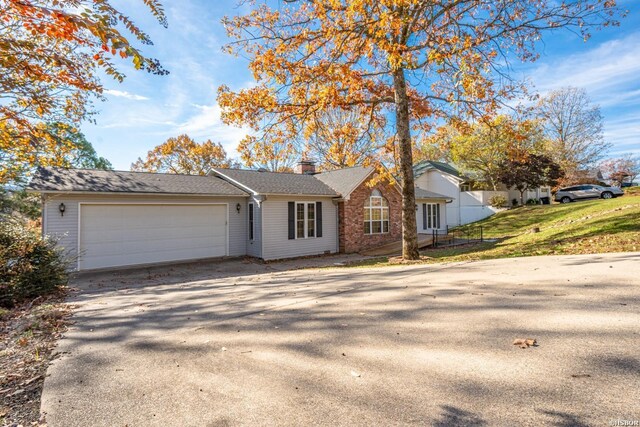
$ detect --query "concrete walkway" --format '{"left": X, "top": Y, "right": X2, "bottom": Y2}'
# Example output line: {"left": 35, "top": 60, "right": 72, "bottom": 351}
{"left": 42, "top": 253, "right": 640, "bottom": 426}
{"left": 361, "top": 233, "right": 434, "bottom": 256}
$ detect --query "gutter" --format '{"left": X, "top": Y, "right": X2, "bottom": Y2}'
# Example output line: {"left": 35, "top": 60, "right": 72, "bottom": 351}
{"left": 24, "top": 190, "right": 250, "bottom": 197}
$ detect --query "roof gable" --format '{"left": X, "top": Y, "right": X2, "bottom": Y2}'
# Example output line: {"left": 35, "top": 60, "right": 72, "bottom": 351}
{"left": 27, "top": 167, "right": 249, "bottom": 196}
{"left": 212, "top": 168, "right": 339, "bottom": 196}
{"left": 314, "top": 166, "right": 374, "bottom": 198}
{"left": 413, "top": 161, "right": 463, "bottom": 180}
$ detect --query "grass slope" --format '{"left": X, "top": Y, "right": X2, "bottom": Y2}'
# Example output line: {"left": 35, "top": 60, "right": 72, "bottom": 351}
{"left": 354, "top": 192, "right": 640, "bottom": 267}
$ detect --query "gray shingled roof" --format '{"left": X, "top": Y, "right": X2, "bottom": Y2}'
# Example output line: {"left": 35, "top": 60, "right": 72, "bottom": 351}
{"left": 415, "top": 187, "right": 453, "bottom": 200}
{"left": 212, "top": 168, "right": 339, "bottom": 196}
{"left": 27, "top": 168, "right": 249, "bottom": 196}
{"left": 315, "top": 166, "right": 374, "bottom": 198}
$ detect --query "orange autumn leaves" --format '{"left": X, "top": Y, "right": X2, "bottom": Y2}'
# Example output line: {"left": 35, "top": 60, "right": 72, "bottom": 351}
{"left": 131, "top": 135, "right": 234, "bottom": 175}
{"left": 217, "top": 0, "right": 621, "bottom": 259}
{"left": 218, "top": 0, "right": 622, "bottom": 176}
{"left": 0, "top": 0, "right": 167, "bottom": 183}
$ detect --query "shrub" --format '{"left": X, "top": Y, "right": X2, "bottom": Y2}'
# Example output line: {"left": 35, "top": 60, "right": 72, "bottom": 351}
{"left": 526, "top": 198, "right": 539, "bottom": 205}
{"left": 512, "top": 198, "right": 519, "bottom": 207}
{"left": 0, "top": 218, "right": 70, "bottom": 308}
{"left": 488, "top": 195, "right": 507, "bottom": 208}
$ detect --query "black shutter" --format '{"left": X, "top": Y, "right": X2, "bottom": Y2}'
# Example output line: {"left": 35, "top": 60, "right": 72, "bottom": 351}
{"left": 422, "top": 204, "right": 426, "bottom": 229}
{"left": 288, "top": 202, "right": 295, "bottom": 240}
{"left": 249, "top": 203, "right": 254, "bottom": 240}
{"left": 316, "top": 201, "right": 323, "bottom": 237}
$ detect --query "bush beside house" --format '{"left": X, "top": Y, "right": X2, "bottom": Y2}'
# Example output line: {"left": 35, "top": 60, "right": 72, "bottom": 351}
{"left": 0, "top": 219, "right": 70, "bottom": 308}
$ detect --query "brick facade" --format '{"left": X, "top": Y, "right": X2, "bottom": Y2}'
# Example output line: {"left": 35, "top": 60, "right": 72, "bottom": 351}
{"left": 338, "top": 176, "right": 402, "bottom": 253}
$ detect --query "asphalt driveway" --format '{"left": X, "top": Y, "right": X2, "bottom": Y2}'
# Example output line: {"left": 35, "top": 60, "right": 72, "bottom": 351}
{"left": 41, "top": 253, "right": 640, "bottom": 426}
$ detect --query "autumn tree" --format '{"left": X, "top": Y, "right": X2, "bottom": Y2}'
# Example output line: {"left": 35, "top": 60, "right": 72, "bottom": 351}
{"left": 0, "top": 0, "right": 168, "bottom": 183}
{"left": 0, "top": 123, "right": 112, "bottom": 184}
{"left": 498, "top": 154, "right": 564, "bottom": 205}
{"left": 306, "top": 108, "right": 387, "bottom": 171}
{"left": 218, "top": 0, "right": 622, "bottom": 259}
{"left": 537, "top": 87, "right": 612, "bottom": 184}
{"left": 430, "top": 115, "right": 546, "bottom": 190}
{"left": 237, "top": 132, "right": 298, "bottom": 172}
{"left": 600, "top": 154, "right": 640, "bottom": 187}
{"left": 239, "top": 108, "right": 387, "bottom": 172}
{"left": 131, "top": 134, "right": 234, "bottom": 175}
{"left": 43, "top": 124, "right": 112, "bottom": 170}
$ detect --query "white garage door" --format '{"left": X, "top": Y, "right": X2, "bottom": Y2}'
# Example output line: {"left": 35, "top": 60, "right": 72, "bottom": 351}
{"left": 79, "top": 204, "right": 227, "bottom": 270}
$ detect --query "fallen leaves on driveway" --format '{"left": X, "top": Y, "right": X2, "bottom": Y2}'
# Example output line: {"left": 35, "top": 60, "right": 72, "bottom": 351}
{"left": 513, "top": 338, "right": 538, "bottom": 349}
{"left": 0, "top": 294, "right": 72, "bottom": 426}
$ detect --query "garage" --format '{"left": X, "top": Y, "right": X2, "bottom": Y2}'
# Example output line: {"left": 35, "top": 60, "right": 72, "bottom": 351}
{"left": 78, "top": 203, "right": 228, "bottom": 270}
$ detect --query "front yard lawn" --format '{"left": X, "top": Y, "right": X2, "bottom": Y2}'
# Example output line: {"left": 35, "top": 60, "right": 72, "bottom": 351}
{"left": 351, "top": 192, "right": 640, "bottom": 267}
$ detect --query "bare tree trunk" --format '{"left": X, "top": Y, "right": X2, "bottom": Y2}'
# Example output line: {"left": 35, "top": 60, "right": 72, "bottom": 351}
{"left": 393, "top": 68, "right": 419, "bottom": 260}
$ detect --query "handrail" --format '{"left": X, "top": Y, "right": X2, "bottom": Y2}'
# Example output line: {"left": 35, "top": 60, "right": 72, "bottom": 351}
{"left": 432, "top": 225, "right": 483, "bottom": 247}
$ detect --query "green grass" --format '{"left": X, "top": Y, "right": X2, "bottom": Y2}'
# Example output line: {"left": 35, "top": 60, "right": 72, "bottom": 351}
{"left": 347, "top": 192, "right": 640, "bottom": 267}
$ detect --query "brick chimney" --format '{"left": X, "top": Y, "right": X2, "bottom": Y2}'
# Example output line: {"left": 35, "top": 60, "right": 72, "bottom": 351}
{"left": 295, "top": 160, "right": 316, "bottom": 175}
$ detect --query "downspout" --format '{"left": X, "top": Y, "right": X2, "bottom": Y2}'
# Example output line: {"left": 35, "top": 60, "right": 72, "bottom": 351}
{"left": 334, "top": 199, "right": 340, "bottom": 254}
{"left": 458, "top": 182, "right": 462, "bottom": 226}
{"left": 259, "top": 196, "right": 266, "bottom": 259}
{"left": 41, "top": 194, "right": 47, "bottom": 236}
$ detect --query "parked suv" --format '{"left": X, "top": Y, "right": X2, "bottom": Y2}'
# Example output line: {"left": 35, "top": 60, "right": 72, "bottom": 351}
{"left": 554, "top": 185, "right": 624, "bottom": 203}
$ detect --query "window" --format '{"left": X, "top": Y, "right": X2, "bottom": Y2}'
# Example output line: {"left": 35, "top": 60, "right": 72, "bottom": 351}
{"left": 288, "top": 202, "right": 322, "bottom": 240}
{"left": 422, "top": 203, "right": 441, "bottom": 229}
{"left": 248, "top": 203, "right": 254, "bottom": 240}
{"left": 296, "top": 202, "right": 316, "bottom": 239}
{"left": 364, "top": 190, "right": 389, "bottom": 235}
{"left": 460, "top": 182, "right": 471, "bottom": 191}
{"left": 307, "top": 202, "right": 315, "bottom": 237}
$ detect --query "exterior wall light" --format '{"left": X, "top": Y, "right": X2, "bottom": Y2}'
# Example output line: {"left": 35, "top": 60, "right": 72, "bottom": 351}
{"left": 59, "top": 203, "right": 66, "bottom": 217}
{"left": 236, "top": 203, "right": 241, "bottom": 213}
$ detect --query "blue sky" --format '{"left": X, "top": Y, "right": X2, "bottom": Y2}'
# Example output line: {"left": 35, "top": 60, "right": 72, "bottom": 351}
{"left": 83, "top": 1, "right": 640, "bottom": 170}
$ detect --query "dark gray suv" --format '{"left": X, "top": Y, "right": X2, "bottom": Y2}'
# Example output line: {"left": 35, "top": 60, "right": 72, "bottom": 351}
{"left": 554, "top": 185, "right": 624, "bottom": 203}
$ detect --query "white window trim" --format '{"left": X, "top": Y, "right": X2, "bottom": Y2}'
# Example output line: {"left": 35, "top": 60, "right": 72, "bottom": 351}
{"left": 295, "top": 202, "right": 317, "bottom": 239}
{"left": 423, "top": 203, "right": 441, "bottom": 230}
{"left": 364, "top": 195, "right": 390, "bottom": 235}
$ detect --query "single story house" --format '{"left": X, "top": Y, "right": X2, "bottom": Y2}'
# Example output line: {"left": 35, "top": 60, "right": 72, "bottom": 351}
{"left": 28, "top": 162, "right": 451, "bottom": 271}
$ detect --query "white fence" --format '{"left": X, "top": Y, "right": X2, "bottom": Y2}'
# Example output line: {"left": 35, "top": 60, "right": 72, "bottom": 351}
{"left": 459, "top": 190, "right": 508, "bottom": 225}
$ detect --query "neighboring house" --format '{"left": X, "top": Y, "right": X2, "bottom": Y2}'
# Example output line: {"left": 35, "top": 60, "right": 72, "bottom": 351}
{"left": 413, "top": 160, "right": 466, "bottom": 227}
{"left": 576, "top": 168, "right": 605, "bottom": 184}
{"left": 28, "top": 162, "right": 451, "bottom": 271}
{"left": 412, "top": 160, "right": 551, "bottom": 226}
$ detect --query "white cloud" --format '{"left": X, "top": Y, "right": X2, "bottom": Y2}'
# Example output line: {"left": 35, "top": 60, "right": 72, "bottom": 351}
{"left": 104, "top": 89, "right": 149, "bottom": 101}
{"left": 176, "top": 103, "right": 252, "bottom": 157}
{"left": 529, "top": 32, "right": 640, "bottom": 95}
{"left": 525, "top": 31, "right": 640, "bottom": 155}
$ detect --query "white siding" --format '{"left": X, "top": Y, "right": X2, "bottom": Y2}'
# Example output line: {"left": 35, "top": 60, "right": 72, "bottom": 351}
{"left": 43, "top": 193, "right": 248, "bottom": 268}
{"left": 246, "top": 196, "right": 263, "bottom": 258}
{"left": 415, "top": 170, "right": 462, "bottom": 227}
{"left": 261, "top": 195, "right": 338, "bottom": 260}
{"left": 507, "top": 187, "right": 551, "bottom": 205}
{"left": 458, "top": 190, "right": 507, "bottom": 225}
{"left": 460, "top": 206, "right": 500, "bottom": 225}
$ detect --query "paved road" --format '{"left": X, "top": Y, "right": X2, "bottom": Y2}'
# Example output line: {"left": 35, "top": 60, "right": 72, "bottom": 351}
{"left": 41, "top": 253, "right": 640, "bottom": 426}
